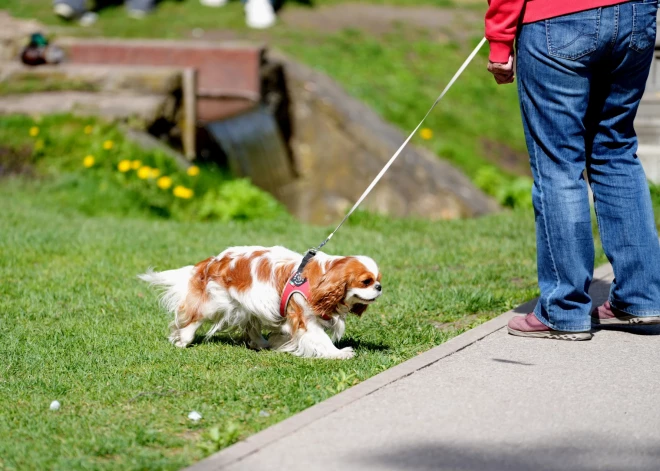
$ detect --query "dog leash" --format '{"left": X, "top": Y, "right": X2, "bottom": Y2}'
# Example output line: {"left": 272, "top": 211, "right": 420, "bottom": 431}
{"left": 288, "top": 38, "right": 487, "bottom": 283}
{"left": 282, "top": 38, "right": 487, "bottom": 313}
{"left": 313, "top": 37, "right": 488, "bottom": 253}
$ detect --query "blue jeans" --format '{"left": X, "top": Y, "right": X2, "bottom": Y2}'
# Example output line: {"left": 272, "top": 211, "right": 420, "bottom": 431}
{"left": 517, "top": 1, "right": 660, "bottom": 331}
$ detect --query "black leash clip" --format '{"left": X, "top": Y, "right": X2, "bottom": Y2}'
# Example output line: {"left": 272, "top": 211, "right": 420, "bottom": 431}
{"left": 291, "top": 248, "right": 317, "bottom": 286}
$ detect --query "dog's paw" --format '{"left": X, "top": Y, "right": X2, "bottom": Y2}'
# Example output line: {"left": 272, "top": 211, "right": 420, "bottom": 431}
{"left": 334, "top": 346, "right": 355, "bottom": 360}
{"left": 173, "top": 339, "right": 189, "bottom": 348}
{"left": 248, "top": 338, "right": 269, "bottom": 351}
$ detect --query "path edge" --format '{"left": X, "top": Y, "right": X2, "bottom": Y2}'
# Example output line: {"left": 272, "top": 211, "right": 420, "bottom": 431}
{"left": 183, "top": 263, "right": 614, "bottom": 471}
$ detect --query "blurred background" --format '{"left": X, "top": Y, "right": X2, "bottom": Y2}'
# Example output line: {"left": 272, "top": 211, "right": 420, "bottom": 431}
{"left": 1, "top": 1, "right": 659, "bottom": 224}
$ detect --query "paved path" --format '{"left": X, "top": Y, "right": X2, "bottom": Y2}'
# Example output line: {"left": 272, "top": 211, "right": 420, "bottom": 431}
{"left": 187, "top": 264, "right": 660, "bottom": 471}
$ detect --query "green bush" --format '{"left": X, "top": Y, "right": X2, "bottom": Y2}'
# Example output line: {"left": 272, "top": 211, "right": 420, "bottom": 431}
{"left": 474, "top": 165, "right": 533, "bottom": 209}
{"left": 0, "top": 114, "right": 288, "bottom": 222}
{"left": 197, "top": 179, "right": 285, "bottom": 222}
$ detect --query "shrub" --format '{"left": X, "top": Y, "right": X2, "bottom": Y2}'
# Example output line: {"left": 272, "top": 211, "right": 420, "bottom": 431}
{"left": 474, "top": 165, "right": 533, "bottom": 209}
{"left": 0, "top": 114, "right": 288, "bottom": 222}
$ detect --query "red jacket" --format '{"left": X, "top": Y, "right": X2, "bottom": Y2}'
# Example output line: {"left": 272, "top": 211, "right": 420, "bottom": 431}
{"left": 485, "top": 0, "right": 627, "bottom": 62}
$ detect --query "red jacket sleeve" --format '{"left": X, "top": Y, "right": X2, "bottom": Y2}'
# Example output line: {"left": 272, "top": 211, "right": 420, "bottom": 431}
{"left": 485, "top": 0, "right": 526, "bottom": 62}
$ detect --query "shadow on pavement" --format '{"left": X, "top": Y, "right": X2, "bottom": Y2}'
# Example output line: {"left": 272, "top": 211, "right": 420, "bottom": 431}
{"left": 353, "top": 435, "right": 660, "bottom": 471}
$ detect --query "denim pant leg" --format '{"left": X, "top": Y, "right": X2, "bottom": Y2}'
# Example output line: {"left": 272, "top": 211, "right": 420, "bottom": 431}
{"left": 517, "top": 14, "right": 600, "bottom": 332}
{"left": 53, "top": 0, "right": 87, "bottom": 15}
{"left": 587, "top": 2, "right": 660, "bottom": 317}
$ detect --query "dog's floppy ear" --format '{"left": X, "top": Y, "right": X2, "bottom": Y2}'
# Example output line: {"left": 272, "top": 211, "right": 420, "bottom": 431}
{"left": 350, "top": 303, "right": 368, "bottom": 316}
{"left": 309, "top": 259, "right": 348, "bottom": 319}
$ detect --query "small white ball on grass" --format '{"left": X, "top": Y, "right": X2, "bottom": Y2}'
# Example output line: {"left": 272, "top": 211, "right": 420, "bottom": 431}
{"left": 50, "top": 400, "right": 61, "bottom": 411}
{"left": 188, "top": 411, "right": 202, "bottom": 422}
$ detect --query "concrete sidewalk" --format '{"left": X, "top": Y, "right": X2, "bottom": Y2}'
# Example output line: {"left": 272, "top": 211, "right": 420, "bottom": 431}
{"left": 186, "top": 264, "right": 660, "bottom": 471}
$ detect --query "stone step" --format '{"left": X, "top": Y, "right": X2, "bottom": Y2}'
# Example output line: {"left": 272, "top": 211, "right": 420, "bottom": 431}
{"left": 635, "top": 117, "right": 660, "bottom": 146}
{"left": 0, "top": 91, "right": 173, "bottom": 126}
{"left": 0, "top": 63, "right": 183, "bottom": 96}
{"left": 58, "top": 38, "right": 264, "bottom": 122}
{"left": 637, "top": 144, "right": 660, "bottom": 184}
{"left": 637, "top": 91, "right": 660, "bottom": 119}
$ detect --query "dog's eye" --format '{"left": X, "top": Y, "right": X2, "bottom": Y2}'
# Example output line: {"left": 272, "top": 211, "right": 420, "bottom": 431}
{"left": 362, "top": 278, "right": 373, "bottom": 286}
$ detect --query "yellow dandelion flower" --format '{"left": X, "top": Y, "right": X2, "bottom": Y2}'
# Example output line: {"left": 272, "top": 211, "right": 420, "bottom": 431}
{"left": 83, "top": 155, "right": 95, "bottom": 168}
{"left": 420, "top": 128, "right": 433, "bottom": 140}
{"left": 173, "top": 185, "right": 194, "bottom": 199}
{"left": 150, "top": 168, "right": 161, "bottom": 179}
{"left": 187, "top": 165, "right": 200, "bottom": 177}
{"left": 137, "top": 166, "right": 151, "bottom": 180}
{"left": 84, "top": 125, "right": 93, "bottom": 135}
{"left": 117, "top": 160, "right": 131, "bottom": 172}
{"left": 157, "top": 176, "right": 173, "bottom": 190}
{"left": 29, "top": 127, "right": 39, "bottom": 137}
{"left": 34, "top": 139, "right": 44, "bottom": 151}
{"left": 130, "top": 160, "right": 141, "bottom": 170}
{"left": 103, "top": 140, "right": 114, "bottom": 150}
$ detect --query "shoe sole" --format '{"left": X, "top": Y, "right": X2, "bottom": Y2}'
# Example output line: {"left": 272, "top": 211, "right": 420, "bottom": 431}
{"left": 592, "top": 315, "right": 660, "bottom": 326}
{"left": 507, "top": 326, "right": 593, "bottom": 341}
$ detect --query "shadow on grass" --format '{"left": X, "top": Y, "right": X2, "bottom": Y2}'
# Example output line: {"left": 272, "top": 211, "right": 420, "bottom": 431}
{"left": 191, "top": 333, "right": 246, "bottom": 347}
{"left": 189, "top": 333, "right": 390, "bottom": 352}
{"left": 337, "top": 338, "right": 390, "bottom": 352}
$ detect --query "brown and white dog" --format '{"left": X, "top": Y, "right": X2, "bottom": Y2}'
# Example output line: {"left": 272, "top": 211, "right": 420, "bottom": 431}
{"left": 139, "top": 246, "right": 382, "bottom": 359}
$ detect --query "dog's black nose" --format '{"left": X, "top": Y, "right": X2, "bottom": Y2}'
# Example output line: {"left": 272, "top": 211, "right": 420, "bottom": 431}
{"left": 375, "top": 283, "right": 382, "bottom": 292}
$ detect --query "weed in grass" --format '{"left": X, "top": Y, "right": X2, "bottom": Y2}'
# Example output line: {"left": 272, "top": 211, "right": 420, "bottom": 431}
{"left": 326, "top": 370, "right": 358, "bottom": 394}
{"left": 197, "top": 423, "right": 241, "bottom": 454}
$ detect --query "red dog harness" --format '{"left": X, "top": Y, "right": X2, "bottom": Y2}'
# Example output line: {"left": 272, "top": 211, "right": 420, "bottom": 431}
{"left": 279, "top": 274, "right": 311, "bottom": 317}
{"left": 279, "top": 249, "right": 331, "bottom": 321}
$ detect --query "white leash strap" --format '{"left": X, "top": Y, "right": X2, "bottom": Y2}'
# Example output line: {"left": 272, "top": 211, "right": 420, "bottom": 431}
{"left": 316, "top": 37, "right": 488, "bottom": 251}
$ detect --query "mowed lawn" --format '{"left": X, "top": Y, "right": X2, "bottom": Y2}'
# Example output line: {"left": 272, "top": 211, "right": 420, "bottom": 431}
{"left": 1, "top": 177, "right": 556, "bottom": 471}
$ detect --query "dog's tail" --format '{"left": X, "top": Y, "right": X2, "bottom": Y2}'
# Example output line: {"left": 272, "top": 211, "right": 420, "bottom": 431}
{"left": 138, "top": 266, "right": 194, "bottom": 316}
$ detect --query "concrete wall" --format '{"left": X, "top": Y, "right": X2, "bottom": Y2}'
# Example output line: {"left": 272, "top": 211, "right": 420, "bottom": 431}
{"left": 636, "top": 17, "right": 660, "bottom": 184}
{"left": 271, "top": 52, "right": 499, "bottom": 225}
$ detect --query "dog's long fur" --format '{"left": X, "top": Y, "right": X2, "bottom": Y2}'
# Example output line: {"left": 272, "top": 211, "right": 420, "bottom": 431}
{"left": 139, "top": 246, "right": 382, "bottom": 359}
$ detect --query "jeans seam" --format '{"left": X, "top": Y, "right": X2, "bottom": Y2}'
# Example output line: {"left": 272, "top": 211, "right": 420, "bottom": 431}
{"left": 610, "top": 5, "right": 619, "bottom": 50}
{"left": 632, "top": 4, "right": 639, "bottom": 49}
{"left": 531, "top": 138, "right": 562, "bottom": 317}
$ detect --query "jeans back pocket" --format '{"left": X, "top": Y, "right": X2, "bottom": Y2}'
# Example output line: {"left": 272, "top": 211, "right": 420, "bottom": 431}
{"left": 630, "top": 2, "right": 659, "bottom": 52}
{"left": 546, "top": 9, "right": 601, "bottom": 60}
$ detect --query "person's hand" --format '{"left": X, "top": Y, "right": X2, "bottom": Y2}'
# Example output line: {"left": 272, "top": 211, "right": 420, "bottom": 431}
{"left": 487, "top": 55, "right": 514, "bottom": 85}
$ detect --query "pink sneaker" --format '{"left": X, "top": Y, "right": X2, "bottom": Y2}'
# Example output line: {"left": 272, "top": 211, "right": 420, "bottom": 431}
{"left": 508, "top": 313, "right": 592, "bottom": 340}
{"left": 591, "top": 301, "right": 660, "bottom": 326}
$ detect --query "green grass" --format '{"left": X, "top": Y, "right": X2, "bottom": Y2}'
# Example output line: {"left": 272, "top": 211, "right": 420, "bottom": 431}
{"left": 1, "top": 179, "right": 545, "bottom": 471}
{"left": 0, "top": 75, "right": 99, "bottom": 96}
{"left": 1, "top": 0, "right": 527, "bottom": 187}
{"left": 1, "top": 113, "right": 658, "bottom": 469}
{"left": 0, "top": 112, "right": 548, "bottom": 469}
